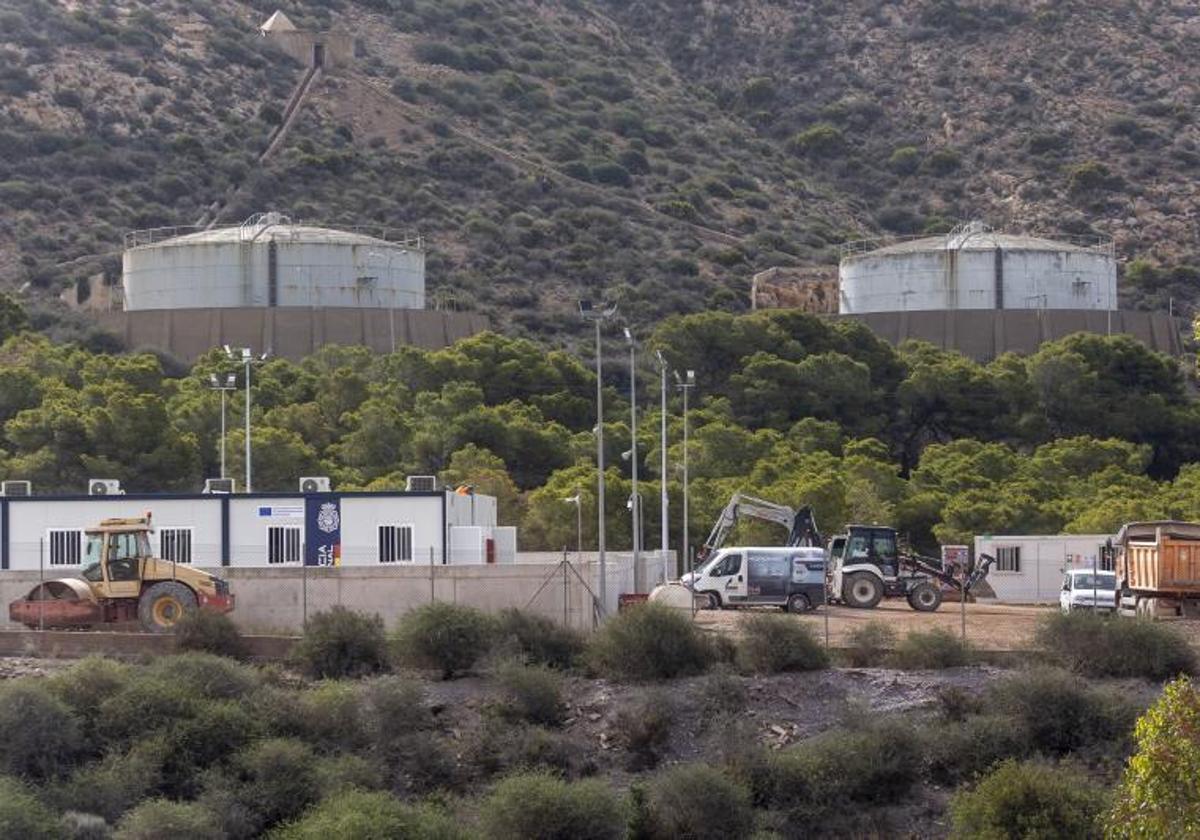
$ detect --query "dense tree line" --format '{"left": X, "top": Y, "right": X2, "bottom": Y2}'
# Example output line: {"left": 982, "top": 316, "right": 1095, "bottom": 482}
{"left": 0, "top": 303, "right": 1195, "bottom": 552}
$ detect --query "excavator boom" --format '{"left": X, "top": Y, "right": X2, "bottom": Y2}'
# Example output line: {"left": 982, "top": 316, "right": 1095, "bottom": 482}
{"left": 701, "top": 492, "right": 823, "bottom": 558}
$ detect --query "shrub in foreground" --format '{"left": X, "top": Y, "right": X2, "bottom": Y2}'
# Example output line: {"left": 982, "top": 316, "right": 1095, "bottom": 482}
{"left": 48, "top": 656, "right": 132, "bottom": 726}
{"left": 923, "top": 714, "right": 1030, "bottom": 786}
{"left": 950, "top": 760, "right": 1105, "bottom": 840}
{"left": 587, "top": 603, "right": 713, "bottom": 681}
{"left": 466, "top": 719, "right": 586, "bottom": 779}
{"left": 766, "top": 722, "right": 921, "bottom": 815}
{"left": 0, "top": 776, "right": 61, "bottom": 840}
{"left": 392, "top": 601, "right": 492, "bottom": 679}
{"left": 495, "top": 608, "right": 586, "bottom": 669}
{"left": 272, "top": 790, "right": 463, "bottom": 840}
{"left": 174, "top": 609, "right": 248, "bottom": 659}
{"left": 616, "top": 689, "right": 675, "bottom": 770}
{"left": 480, "top": 772, "right": 626, "bottom": 840}
{"left": 1108, "top": 676, "right": 1200, "bottom": 838}
{"left": 985, "top": 667, "right": 1137, "bottom": 756}
{"left": 1036, "top": 611, "right": 1197, "bottom": 680}
{"left": 637, "top": 763, "right": 754, "bottom": 840}
{"left": 843, "top": 620, "right": 896, "bottom": 667}
{"left": 291, "top": 606, "right": 390, "bottom": 680}
{"left": 737, "top": 613, "right": 828, "bottom": 673}
{"left": 114, "top": 798, "right": 222, "bottom": 840}
{"left": 231, "top": 738, "right": 320, "bottom": 832}
{"left": 144, "top": 652, "right": 260, "bottom": 700}
{"left": 891, "top": 627, "right": 971, "bottom": 670}
{"left": 52, "top": 737, "right": 170, "bottom": 823}
{"left": 494, "top": 661, "right": 564, "bottom": 727}
{"left": 0, "top": 681, "right": 82, "bottom": 779}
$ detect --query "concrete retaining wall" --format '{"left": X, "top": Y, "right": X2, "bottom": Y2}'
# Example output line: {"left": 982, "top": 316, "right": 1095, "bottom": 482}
{"left": 94, "top": 308, "right": 488, "bottom": 361}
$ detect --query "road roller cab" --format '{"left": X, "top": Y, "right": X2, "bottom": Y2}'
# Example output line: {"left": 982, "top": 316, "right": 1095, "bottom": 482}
{"left": 9, "top": 514, "right": 234, "bottom": 633}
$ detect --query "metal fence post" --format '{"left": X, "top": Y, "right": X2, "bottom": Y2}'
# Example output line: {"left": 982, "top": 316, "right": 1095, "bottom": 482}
{"left": 429, "top": 546, "right": 435, "bottom": 603}
{"left": 563, "top": 548, "right": 569, "bottom": 627}
{"left": 38, "top": 537, "right": 44, "bottom": 633}
{"left": 301, "top": 556, "right": 308, "bottom": 630}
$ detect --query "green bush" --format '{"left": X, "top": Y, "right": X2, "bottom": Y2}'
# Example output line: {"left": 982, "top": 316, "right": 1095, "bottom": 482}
{"left": 766, "top": 722, "right": 921, "bottom": 815}
{"left": 392, "top": 602, "right": 492, "bottom": 679}
{"left": 99, "top": 677, "right": 197, "bottom": 744}
{"left": 1036, "top": 611, "right": 1197, "bottom": 680}
{"left": 114, "top": 799, "right": 222, "bottom": 840}
{"left": 887, "top": 146, "right": 922, "bottom": 175}
{"left": 52, "top": 737, "right": 169, "bottom": 823}
{"left": 639, "top": 764, "right": 753, "bottom": 840}
{"left": 271, "top": 790, "right": 464, "bottom": 840}
{"left": 358, "top": 675, "right": 434, "bottom": 756}
{"left": 480, "top": 772, "right": 626, "bottom": 840}
{"left": 923, "top": 715, "right": 1030, "bottom": 786}
{"left": 174, "top": 610, "right": 248, "bottom": 660}
{"left": 495, "top": 608, "right": 585, "bottom": 669}
{"left": 494, "top": 661, "right": 564, "bottom": 726}
{"left": 891, "top": 627, "right": 971, "bottom": 669}
{"left": 950, "top": 760, "right": 1105, "bottom": 839}
{"left": 698, "top": 668, "right": 747, "bottom": 719}
{"left": 288, "top": 682, "right": 368, "bottom": 753}
{"left": 1108, "top": 676, "right": 1200, "bottom": 838}
{"left": 586, "top": 603, "right": 713, "bottom": 681}
{"left": 0, "top": 681, "right": 82, "bottom": 779}
{"left": 48, "top": 657, "right": 132, "bottom": 725}
{"left": 62, "top": 811, "right": 110, "bottom": 840}
{"left": 737, "top": 614, "right": 828, "bottom": 673}
{"left": 616, "top": 689, "right": 674, "bottom": 771}
{"left": 844, "top": 620, "right": 896, "bottom": 667}
{"left": 292, "top": 607, "right": 390, "bottom": 680}
{"left": 788, "top": 123, "right": 844, "bottom": 157}
{"left": 0, "top": 776, "right": 62, "bottom": 840}
{"left": 160, "top": 699, "right": 262, "bottom": 796}
{"left": 231, "top": 738, "right": 319, "bottom": 832}
{"left": 144, "top": 652, "right": 259, "bottom": 699}
{"left": 466, "top": 718, "right": 588, "bottom": 779}
{"left": 985, "top": 668, "right": 1137, "bottom": 756}
{"left": 313, "top": 754, "right": 384, "bottom": 795}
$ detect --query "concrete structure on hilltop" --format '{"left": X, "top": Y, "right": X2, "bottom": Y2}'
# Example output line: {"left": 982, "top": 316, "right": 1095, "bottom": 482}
{"left": 258, "top": 10, "right": 354, "bottom": 69}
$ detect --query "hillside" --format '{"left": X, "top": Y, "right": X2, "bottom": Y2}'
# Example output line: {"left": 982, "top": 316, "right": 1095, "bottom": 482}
{"left": 1, "top": 0, "right": 1199, "bottom": 342}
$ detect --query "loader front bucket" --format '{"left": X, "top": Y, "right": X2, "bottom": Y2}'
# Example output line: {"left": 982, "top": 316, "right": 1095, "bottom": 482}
{"left": 9, "top": 580, "right": 103, "bottom": 629}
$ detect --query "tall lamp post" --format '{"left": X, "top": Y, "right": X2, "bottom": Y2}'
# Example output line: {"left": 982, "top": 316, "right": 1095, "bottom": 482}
{"left": 225, "top": 346, "right": 268, "bottom": 493}
{"left": 563, "top": 492, "right": 582, "bottom": 561}
{"left": 208, "top": 372, "right": 238, "bottom": 480}
{"left": 654, "top": 350, "right": 668, "bottom": 567}
{"left": 674, "top": 369, "right": 695, "bottom": 580}
{"left": 622, "top": 328, "right": 640, "bottom": 586}
{"left": 579, "top": 300, "right": 617, "bottom": 614}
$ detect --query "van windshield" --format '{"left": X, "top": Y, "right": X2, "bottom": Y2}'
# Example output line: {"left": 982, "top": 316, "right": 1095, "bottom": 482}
{"left": 1074, "top": 574, "right": 1116, "bottom": 590}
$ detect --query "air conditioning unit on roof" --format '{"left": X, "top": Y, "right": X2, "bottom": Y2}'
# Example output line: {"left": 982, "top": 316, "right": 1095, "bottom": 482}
{"left": 203, "top": 478, "right": 236, "bottom": 494}
{"left": 406, "top": 475, "right": 438, "bottom": 492}
{"left": 1, "top": 480, "right": 30, "bottom": 497}
{"left": 300, "top": 476, "right": 331, "bottom": 493}
{"left": 89, "top": 479, "right": 123, "bottom": 496}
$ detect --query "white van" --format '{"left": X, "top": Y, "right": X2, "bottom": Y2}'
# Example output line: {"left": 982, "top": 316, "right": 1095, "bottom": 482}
{"left": 683, "top": 546, "right": 826, "bottom": 612}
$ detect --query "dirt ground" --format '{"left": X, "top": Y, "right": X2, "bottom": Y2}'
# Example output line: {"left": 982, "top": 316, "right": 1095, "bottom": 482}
{"left": 694, "top": 600, "right": 1200, "bottom": 651}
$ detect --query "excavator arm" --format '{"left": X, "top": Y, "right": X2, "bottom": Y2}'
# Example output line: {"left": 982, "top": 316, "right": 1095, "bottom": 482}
{"left": 700, "top": 492, "right": 823, "bottom": 559}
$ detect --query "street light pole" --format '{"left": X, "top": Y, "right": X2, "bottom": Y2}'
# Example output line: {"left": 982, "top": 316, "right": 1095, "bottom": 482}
{"left": 580, "top": 301, "right": 616, "bottom": 615}
{"left": 655, "top": 350, "right": 668, "bottom": 567}
{"left": 226, "top": 346, "right": 268, "bottom": 493}
{"left": 623, "top": 328, "right": 640, "bottom": 587}
{"left": 675, "top": 369, "right": 695, "bottom": 580}
{"left": 208, "top": 373, "right": 237, "bottom": 480}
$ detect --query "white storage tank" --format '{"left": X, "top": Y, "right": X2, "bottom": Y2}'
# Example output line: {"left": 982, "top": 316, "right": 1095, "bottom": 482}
{"left": 839, "top": 222, "right": 1116, "bottom": 314}
{"left": 122, "top": 213, "right": 425, "bottom": 311}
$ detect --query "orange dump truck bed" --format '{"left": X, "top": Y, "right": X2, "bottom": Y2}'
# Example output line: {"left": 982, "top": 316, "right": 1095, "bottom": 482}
{"left": 1118, "top": 522, "right": 1200, "bottom": 596}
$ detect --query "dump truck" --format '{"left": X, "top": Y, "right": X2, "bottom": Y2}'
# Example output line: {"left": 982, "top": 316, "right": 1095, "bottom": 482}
{"left": 1116, "top": 520, "right": 1200, "bottom": 619}
{"left": 9, "top": 515, "right": 234, "bottom": 633}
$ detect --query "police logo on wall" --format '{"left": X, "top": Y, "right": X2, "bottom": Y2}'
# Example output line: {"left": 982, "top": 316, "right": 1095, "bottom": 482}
{"left": 316, "top": 502, "right": 340, "bottom": 534}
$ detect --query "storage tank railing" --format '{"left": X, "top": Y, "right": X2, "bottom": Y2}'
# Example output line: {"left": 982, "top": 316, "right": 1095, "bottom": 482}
{"left": 838, "top": 230, "right": 1114, "bottom": 259}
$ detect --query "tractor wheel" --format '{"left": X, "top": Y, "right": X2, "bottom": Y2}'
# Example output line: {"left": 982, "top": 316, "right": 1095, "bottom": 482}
{"left": 786, "top": 593, "right": 812, "bottom": 614}
{"left": 907, "top": 582, "right": 943, "bottom": 612}
{"left": 843, "top": 573, "right": 884, "bottom": 609}
{"left": 138, "top": 581, "right": 197, "bottom": 633}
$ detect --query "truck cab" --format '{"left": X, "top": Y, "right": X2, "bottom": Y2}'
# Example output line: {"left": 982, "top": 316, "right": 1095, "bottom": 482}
{"left": 687, "top": 546, "right": 825, "bottom": 613}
